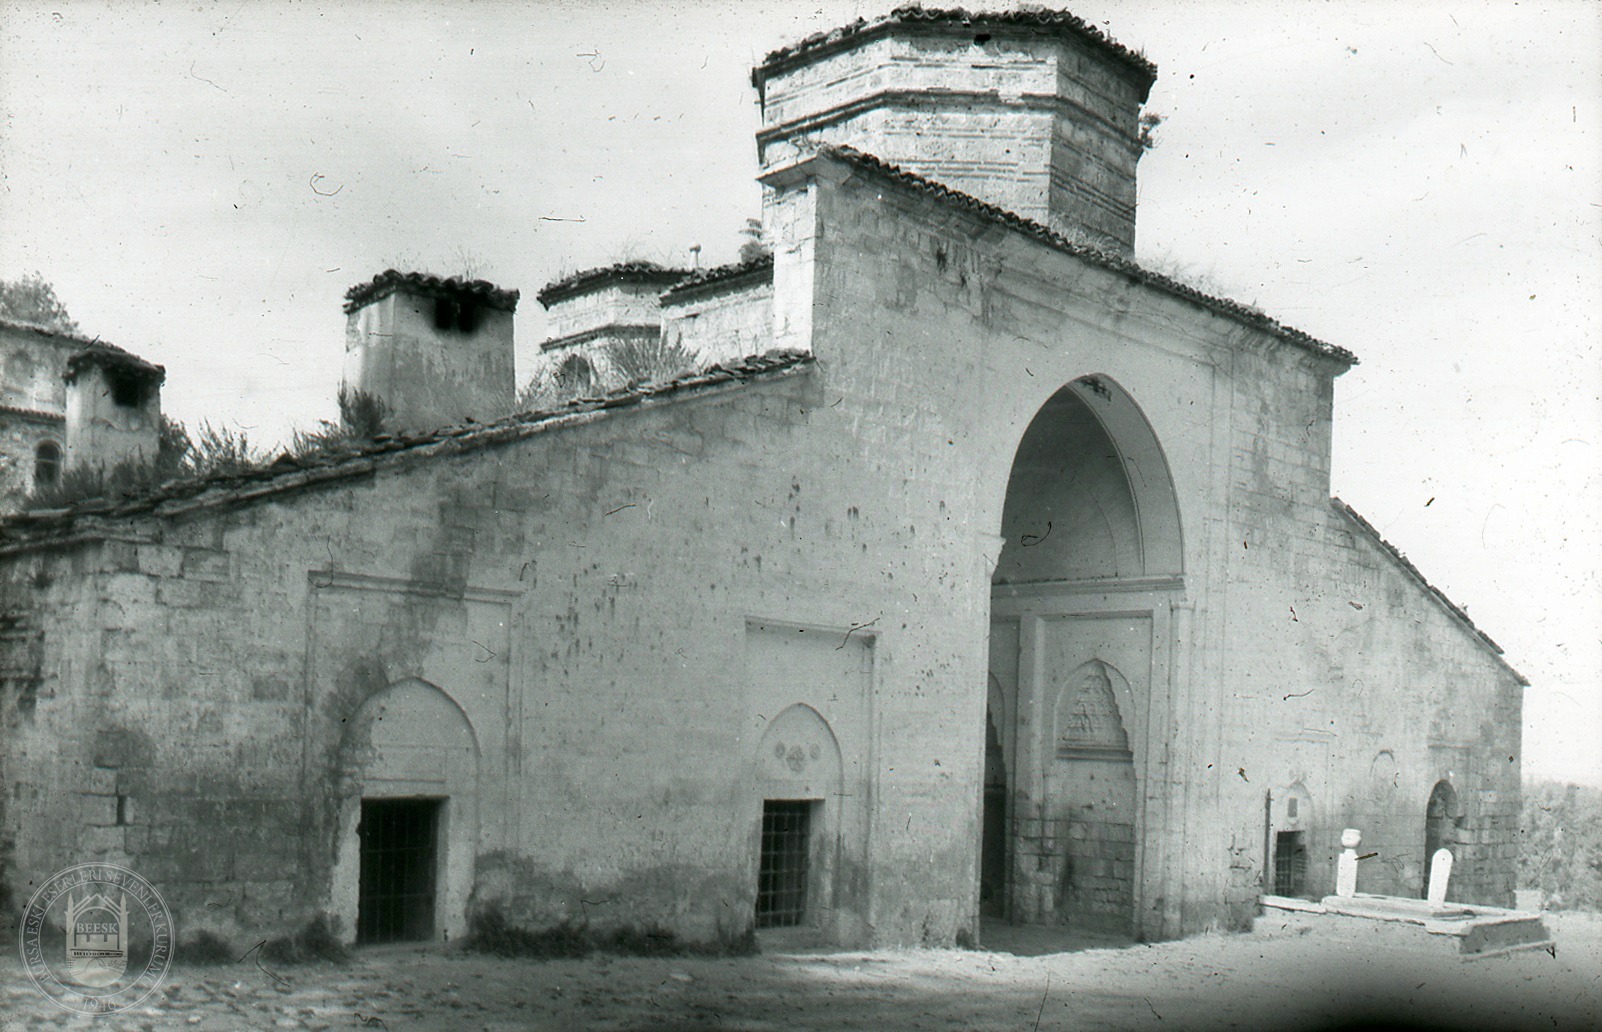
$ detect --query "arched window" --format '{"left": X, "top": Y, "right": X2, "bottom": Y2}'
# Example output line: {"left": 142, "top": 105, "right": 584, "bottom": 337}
{"left": 33, "top": 441, "right": 61, "bottom": 488}
{"left": 556, "top": 355, "right": 595, "bottom": 394}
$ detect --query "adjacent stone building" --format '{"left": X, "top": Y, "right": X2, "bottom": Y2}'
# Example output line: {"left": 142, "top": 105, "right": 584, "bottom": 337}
{"left": 0, "top": 8, "right": 1524, "bottom": 952}
{"left": 0, "top": 318, "right": 165, "bottom": 513}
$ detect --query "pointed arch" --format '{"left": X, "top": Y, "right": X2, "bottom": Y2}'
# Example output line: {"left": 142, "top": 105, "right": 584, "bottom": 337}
{"left": 754, "top": 703, "right": 843, "bottom": 800}
{"left": 332, "top": 678, "right": 481, "bottom": 946}
{"left": 1053, "top": 659, "right": 1135, "bottom": 760}
{"left": 994, "top": 374, "right": 1184, "bottom": 583}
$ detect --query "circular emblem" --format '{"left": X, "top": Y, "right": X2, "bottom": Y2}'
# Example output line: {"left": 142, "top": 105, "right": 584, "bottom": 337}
{"left": 19, "top": 863, "right": 173, "bottom": 1015}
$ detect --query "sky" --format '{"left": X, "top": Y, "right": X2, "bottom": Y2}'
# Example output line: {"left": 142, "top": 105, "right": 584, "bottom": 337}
{"left": 1, "top": 0, "right": 1598, "bottom": 785}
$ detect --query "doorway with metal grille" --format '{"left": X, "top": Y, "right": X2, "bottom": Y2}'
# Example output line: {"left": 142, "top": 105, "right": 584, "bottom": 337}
{"left": 358, "top": 798, "right": 442, "bottom": 944}
{"left": 1273, "top": 831, "right": 1308, "bottom": 897}
{"left": 756, "top": 800, "right": 814, "bottom": 928}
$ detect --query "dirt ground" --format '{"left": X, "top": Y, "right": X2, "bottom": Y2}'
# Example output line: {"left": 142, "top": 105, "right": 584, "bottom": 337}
{"left": 3, "top": 912, "right": 1598, "bottom": 1032}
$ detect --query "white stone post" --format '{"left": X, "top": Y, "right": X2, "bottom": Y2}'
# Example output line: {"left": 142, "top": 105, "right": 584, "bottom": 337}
{"left": 1335, "top": 828, "right": 1361, "bottom": 898}
{"left": 1427, "top": 848, "right": 1453, "bottom": 906}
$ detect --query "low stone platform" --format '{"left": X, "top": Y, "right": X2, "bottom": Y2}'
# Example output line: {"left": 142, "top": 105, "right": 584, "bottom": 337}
{"left": 1258, "top": 893, "right": 1554, "bottom": 960}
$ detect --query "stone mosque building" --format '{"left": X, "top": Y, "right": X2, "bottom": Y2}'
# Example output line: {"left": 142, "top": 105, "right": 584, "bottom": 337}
{"left": 0, "top": 8, "right": 1524, "bottom": 950}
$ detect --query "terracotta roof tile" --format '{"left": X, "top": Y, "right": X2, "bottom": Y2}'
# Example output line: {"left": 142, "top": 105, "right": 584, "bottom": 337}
{"left": 344, "top": 270, "right": 520, "bottom": 314}
{"left": 536, "top": 262, "right": 692, "bottom": 308}
{"left": 64, "top": 344, "right": 165, "bottom": 385}
{"left": 0, "top": 349, "right": 814, "bottom": 551}
{"left": 755, "top": 6, "right": 1157, "bottom": 93}
{"left": 662, "top": 254, "right": 774, "bottom": 301}
{"left": 0, "top": 403, "right": 65, "bottom": 422}
{"left": 820, "top": 145, "right": 1358, "bottom": 366}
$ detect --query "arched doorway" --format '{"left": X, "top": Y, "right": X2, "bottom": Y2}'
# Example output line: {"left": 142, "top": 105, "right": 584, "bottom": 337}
{"left": 752, "top": 705, "right": 844, "bottom": 937}
{"left": 1423, "top": 780, "right": 1460, "bottom": 898}
{"left": 986, "top": 375, "right": 1182, "bottom": 935}
{"left": 332, "top": 679, "right": 481, "bottom": 945}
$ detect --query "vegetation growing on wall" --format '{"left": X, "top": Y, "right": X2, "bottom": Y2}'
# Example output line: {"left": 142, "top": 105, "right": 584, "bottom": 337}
{"left": 517, "top": 337, "right": 702, "bottom": 412}
{"left": 25, "top": 417, "right": 262, "bottom": 510}
{"left": 1521, "top": 778, "right": 1602, "bottom": 910}
{"left": 23, "top": 388, "right": 392, "bottom": 511}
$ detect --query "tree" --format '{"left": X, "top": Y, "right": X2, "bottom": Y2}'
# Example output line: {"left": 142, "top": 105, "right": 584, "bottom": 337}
{"left": 737, "top": 218, "right": 770, "bottom": 264}
{"left": 0, "top": 271, "right": 79, "bottom": 334}
{"left": 1520, "top": 778, "right": 1602, "bottom": 910}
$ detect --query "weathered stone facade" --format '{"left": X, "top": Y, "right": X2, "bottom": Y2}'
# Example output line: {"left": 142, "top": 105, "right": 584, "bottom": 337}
{"left": 0, "top": 9, "right": 1523, "bottom": 952}
{"left": 0, "top": 319, "right": 164, "bottom": 512}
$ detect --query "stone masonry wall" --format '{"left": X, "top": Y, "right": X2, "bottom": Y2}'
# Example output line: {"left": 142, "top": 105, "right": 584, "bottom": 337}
{"left": 0, "top": 152, "right": 1524, "bottom": 952}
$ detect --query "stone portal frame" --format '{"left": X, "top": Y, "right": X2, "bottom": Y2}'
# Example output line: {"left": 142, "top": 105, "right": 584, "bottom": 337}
{"left": 751, "top": 704, "right": 845, "bottom": 936}
{"left": 988, "top": 372, "right": 1186, "bottom": 938}
{"left": 331, "top": 678, "right": 482, "bottom": 945}
{"left": 1265, "top": 781, "right": 1315, "bottom": 898}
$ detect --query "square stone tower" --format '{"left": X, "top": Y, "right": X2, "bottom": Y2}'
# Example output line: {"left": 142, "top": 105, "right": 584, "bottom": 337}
{"left": 751, "top": 7, "right": 1157, "bottom": 254}
{"left": 342, "top": 271, "right": 520, "bottom": 432}
{"left": 62, "top": 345, "right": 165, "bottom": 473}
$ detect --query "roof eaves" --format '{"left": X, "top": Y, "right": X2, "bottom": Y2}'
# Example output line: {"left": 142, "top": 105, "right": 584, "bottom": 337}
{"left": 0, "top": 349, "right": 815, "bottom": 554}
{"left": 344, "top": 270, "right": 521, "bottom": 314}
{"left": 1334, "top": 498, "right": 1528, "bottom": 686}
{"left": 0, "top": 403, "right": 65, "bottom": 422}
{"left": 662, "top": 255, "right": 775, "bottom": 302}
{"left": 754, "top": 7, "right": 1157, "bottom": 95}
{"left": 536, "top": 262, "right": 693, "bottom": 308}
{"left": 811, "top": 145, "right": 1357, "bottom": 367}
{"left": 63, "top": 345, "right": 166, "bottom": 386}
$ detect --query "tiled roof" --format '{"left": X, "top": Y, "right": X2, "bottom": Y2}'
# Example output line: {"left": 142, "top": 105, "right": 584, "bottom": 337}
{"left": 0, "top": 317, "right": 166, "bottom": 385}
{"left": 536, "top": 262, "right": 692, "bottom": 308}
{"left": 64, "top": 344, "right": 166, "bottom": 386}
{"left": 662, "top": 254, "right": 775, "bottom": 302}
{"left": 344, "top": 270, "right": 520, "bottom": 314}
{"left": 0, "top": 403, "right": 64, "bottom": 422}
{"left": 0, "top": 317, "right": 158, "bottom": 365}
{"left": 1334, "top": 498, "right": 1526, "bottom": 684}
{"left": 819, "top": 145, "right": 1358, "bottom": 366}
{"left": 0, "top": 350, "right": 814, "bottom": 553}
{"left": 754, "top": 7, "right": 1157, "bottom": 92}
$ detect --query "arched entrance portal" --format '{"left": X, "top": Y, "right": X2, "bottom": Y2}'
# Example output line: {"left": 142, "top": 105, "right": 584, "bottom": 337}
{"left": 1423, "top": 780, "right": 1460, "bottom": 898}
{"left": 986, "top": 375, "right": 1182, "bottom": 935}
{"left": 332, "top": 679, "right": 481, "bottom": 945}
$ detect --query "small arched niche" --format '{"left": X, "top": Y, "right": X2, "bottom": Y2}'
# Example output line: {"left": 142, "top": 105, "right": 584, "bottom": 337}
{"left": 1423, "top": 779, "right": 1461, "bottom": 898}
{"left": 751, "top": 705, "right": 843, "bottom": 935}
{"left": 1053, "top": 659, "right": 1134, "bottom": 761}
{"left": 332, "top": 678, "right": 481, "bottom": 945}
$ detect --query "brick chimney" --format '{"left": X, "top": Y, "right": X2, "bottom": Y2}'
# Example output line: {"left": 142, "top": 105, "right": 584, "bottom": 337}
{"left": 342, "top": 271, "right": 519, "bottom": 431}
{"left": 751, "top": 8, "right": 1157, "bottom": 255}
{"left": 62, "top": 346, "right": 165, "bottom": 472}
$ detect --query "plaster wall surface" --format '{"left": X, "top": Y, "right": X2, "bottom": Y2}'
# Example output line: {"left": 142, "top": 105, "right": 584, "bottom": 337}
{"left": 1, "top": 323, "right": 72, "bottom": 414}
{"left": 545, "top": 282, "right": 670, "bottom": 342}
{"left": 1, "top": 323, "right": 74, "bottom": 510}
{"left": 63, "top": 365, "right": 161, "bottom": 472}
{"left": 663, "top": 281, "right": 775, "bottom": 368}
{"left": 343, "top": 292, "right": 516, "bottom": 431}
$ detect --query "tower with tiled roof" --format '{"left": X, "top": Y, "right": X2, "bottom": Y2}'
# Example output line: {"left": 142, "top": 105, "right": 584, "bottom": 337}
{"left": 342, "top": 270, "right": 520, "bottom": 432}
{"left": 751, "top": 7, "right": 1156, "bottom": 255}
